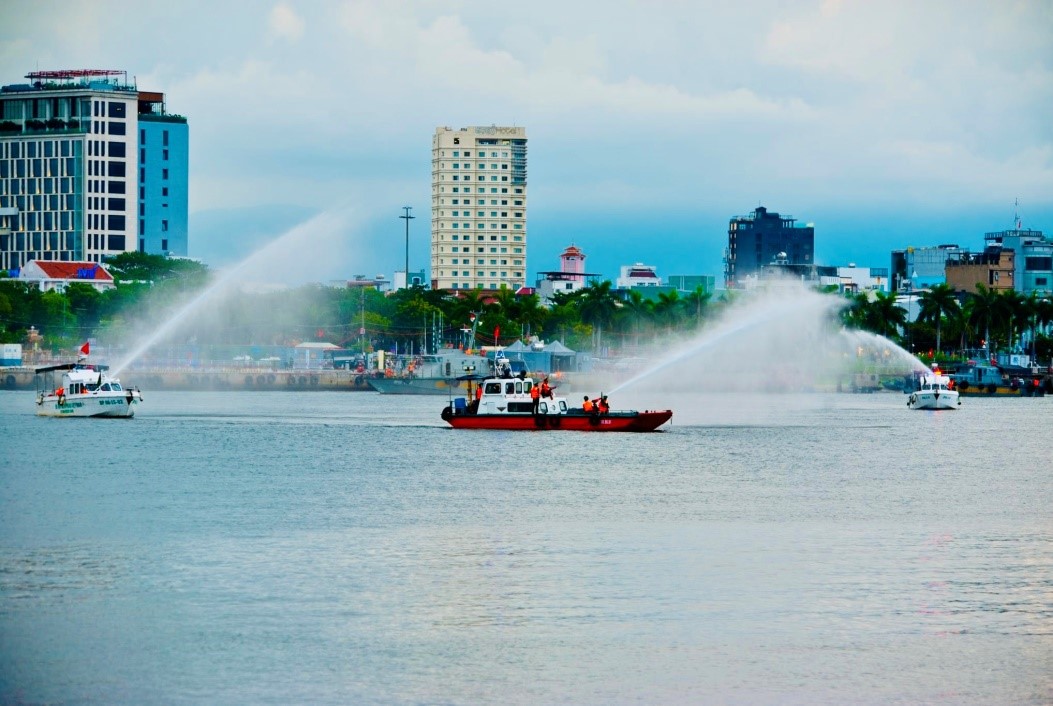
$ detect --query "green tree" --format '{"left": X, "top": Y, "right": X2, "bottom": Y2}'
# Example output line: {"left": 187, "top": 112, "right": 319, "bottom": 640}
{"left": 578, "top": 281, "right": 619, "bottom": 353}
{"left": 916, "top": 283, "right": 960, "bottom": 355}
{"left": 963, "top": 284, "right": 1002, "bottom": 353}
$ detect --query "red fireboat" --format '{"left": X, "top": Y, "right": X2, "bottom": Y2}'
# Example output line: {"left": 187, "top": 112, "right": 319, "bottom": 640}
{"left": 440, "top": 372, "right": 672, "bottom": 432}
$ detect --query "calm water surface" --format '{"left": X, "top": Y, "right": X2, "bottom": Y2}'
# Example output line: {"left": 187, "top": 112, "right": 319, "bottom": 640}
{"left": 1, "top": 389, "right": 1050, "bottom": 704}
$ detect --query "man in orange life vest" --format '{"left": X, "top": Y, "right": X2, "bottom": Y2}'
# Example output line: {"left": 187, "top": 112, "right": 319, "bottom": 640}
{"left": 582, "top": 395, "right": 594, "bottom": 413}
{"left": 540, "top": 377, "right": 552, "bottom": 399}
{"left": 530, "top": 381, "right": 541, "bottom": 415}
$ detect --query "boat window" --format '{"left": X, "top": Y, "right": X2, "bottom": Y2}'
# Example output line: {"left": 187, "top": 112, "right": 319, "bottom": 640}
{"left": 484, "top": 382, "right": 501, "bottom": 394}
{"left": 515, "top": 381, "right": 523, "bottom": 394}
{"left": 524, "top": 381, "right": 532, "bottom": 392}
{"left": 112, "top": 383, "right": 122, "bottom": 391}
{"left": 505, "top": 382, "right": 515, "bottom": 394}
{"left": 559, "top": 401, "right": 568, "bottom": 412}
{"left": 539, "top": 402, "right": 548, "bottom": 414}
{"left": 101, "top": 383, "right": 112, "bottom": 391}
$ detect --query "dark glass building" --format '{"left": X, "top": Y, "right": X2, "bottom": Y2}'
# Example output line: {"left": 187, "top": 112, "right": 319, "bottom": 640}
{"left": 724, "top": 206, "right": 814, "bottom": 288}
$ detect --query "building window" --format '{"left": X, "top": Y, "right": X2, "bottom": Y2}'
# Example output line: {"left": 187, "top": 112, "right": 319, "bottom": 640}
{"left": 161, "top": 220, "right": 168, "bottom": 232}
{"left": 107, "top": 121, "right": 126, "bottom": 135}
{"left": 161, "top": 238, "right": 168, "bottom": 250}
{"left": 163, "top": 130, "right": 169, "bottom": 147}
{"left": 107, "top": 102, "right": 126, "bottom": 118}
{"left": 162, "top": 168, "right": 169, "bottom": 180}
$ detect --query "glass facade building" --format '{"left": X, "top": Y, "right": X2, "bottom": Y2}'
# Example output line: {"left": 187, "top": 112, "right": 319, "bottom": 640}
{"left": 0, "top": 70, "right": 187, "bottom": 272}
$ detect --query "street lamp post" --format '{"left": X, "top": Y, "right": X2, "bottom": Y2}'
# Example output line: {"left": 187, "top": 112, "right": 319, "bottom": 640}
{"left": 399, "top": 206, "right": 414, "bottom": 289}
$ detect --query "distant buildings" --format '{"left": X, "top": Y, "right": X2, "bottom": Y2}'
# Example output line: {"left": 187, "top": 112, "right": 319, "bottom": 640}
{"left": 0, "top": 69, "right": 188, "bottom": 272}
{"left": 724, "top": 206, "right": 814, "bottom": 289}
{"left": 430, "top": 125, "right": 527, "bottom": 291}
{"left": 891, "top": 245, "right": 965, "bottom": 292}
{"left": 892, "top": 224, "right": 1051, "bottom": 297}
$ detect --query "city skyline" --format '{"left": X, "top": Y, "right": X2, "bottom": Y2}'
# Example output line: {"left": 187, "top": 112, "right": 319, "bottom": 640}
{"left": 2, "top": 0, "right": 1050, "bottom": 284}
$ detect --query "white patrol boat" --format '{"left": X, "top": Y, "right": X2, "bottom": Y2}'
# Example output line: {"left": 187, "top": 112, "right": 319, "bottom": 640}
{"left": 35, "top": 361, "right": 143, "bottom": 418}
{"left": 906, "top": 367, "right": 960, "bottom": 411}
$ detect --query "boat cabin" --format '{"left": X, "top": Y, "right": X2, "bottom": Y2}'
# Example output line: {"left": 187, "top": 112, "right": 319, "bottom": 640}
{"left": 457, "top": 375, "right": 569, "bottom": 416}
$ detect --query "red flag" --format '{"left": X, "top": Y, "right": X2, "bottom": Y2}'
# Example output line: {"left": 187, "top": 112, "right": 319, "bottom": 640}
{"left": 494, "top": 326, "right": 500, "bottom": 343}
{"left": 80, "top": 341, "right": 90, "bottom": 356}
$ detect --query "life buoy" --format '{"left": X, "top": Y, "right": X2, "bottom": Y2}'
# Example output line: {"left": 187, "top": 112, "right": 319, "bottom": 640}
{"left": 286, "top": 376, "right": 296, "bottom": 386}
{"left": 548, "top": 415, "right": 561, "bottom": 428}
{"left": 957, "top": 380, "right": 969, "bottom": 390}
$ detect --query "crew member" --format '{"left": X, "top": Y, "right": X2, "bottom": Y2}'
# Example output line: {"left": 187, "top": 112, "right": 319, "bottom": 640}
{"left": 597, "top": 395, "right": 610, "bottom": 415}
{"left": 471, "top": 384, "right": 483, "bottom": 414}
{"left": 540, "top": 377, "right": 552, "bottom": 399}
{"left": 582, "top": 395, "right": 594, "bottom": 413}
{"left": 530, "top": 381, "right": 541, "bottom": 414}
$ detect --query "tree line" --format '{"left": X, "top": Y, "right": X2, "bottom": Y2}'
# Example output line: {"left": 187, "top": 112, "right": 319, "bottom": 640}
{"left": 2, "top": 253, "right": 1051, "bottom": 362}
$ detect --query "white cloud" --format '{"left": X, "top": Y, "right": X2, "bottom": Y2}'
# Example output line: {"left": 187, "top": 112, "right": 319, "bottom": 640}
{"left": 268, "top": 3, "right": 306, "bottom": 42}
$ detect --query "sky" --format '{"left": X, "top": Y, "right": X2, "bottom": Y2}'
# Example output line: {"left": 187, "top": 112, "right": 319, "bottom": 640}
{"left": 2, "top": 0, "right": 1051, "bottom": 284}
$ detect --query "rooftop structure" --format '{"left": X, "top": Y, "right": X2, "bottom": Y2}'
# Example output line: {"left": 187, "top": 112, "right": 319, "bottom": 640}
{"left": 535, "top": 244, "right": 600, "bottom": 304}
{"left": 430, "top": 125, "right": 527, "bottom": 291}
{"left": 616, "top": 263, "right": 661, "bottom": 289}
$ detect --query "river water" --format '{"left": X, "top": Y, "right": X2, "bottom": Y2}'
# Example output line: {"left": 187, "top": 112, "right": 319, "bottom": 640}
{"left": 1, "top": 389, "right": 1050, "bottom": 704}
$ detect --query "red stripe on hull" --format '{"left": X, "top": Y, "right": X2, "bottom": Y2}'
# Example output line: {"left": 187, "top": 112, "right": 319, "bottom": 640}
{"left": 444, "top": 411, "right": 672, "bottom": 432}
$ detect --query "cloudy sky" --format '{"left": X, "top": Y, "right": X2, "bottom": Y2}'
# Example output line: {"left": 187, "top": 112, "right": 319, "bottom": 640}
{"left": 2, "top": 0, "right": 1051, "bottom": 283}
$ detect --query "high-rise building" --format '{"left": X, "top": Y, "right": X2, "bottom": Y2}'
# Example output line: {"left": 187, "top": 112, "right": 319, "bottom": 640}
{"left": 0, "top": 69, "right": 188, "bottom": 273}
{"left": 137, "top": 91, "right": 188, "bottom": 257}
{"left": 723, "top": 206, "right": 814, "bottom": 288}
{"left": 431, "top": 126, "right": 527, "bottom": 291}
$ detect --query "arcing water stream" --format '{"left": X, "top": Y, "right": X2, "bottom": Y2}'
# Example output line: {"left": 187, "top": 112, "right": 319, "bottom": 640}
{"left": 607, "top": 283, "right": 932, "bottom": 398}
{"left": 110, "top": 210, "right": 348, "bottom": 376}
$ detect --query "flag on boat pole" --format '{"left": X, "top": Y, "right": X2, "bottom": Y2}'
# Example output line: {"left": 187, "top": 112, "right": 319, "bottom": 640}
{"left": 80, "top": 341, "right": 90, "bottom": 356}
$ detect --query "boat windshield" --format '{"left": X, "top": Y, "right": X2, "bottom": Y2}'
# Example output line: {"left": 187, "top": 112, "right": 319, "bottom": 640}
{"left": 112, "top": 382, "right": 122, "bottom": 391}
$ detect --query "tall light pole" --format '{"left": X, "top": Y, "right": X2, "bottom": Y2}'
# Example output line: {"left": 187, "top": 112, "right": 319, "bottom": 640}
{"left": 399, "top": 206, "right": 414, "bottom": 289}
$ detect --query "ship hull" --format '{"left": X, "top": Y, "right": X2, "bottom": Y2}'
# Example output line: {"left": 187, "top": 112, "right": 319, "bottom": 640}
{"left": 370, "top": 377, "right": 468, "bottom": 395}
{"left": 442, "top": 409, "right": 672, "bottom": 432}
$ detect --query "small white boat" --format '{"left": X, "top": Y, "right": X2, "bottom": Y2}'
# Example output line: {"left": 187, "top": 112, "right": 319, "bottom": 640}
{"left": 907, "top": 369, "right": 960, "bottom": 410}
{"left": 35, "top": 362, "right": 142, "bottom": 418}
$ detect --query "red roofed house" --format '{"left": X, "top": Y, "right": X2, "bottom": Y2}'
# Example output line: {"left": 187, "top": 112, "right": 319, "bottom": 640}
{"left": 18, "top": 260, "right": 116, "bottom": 293}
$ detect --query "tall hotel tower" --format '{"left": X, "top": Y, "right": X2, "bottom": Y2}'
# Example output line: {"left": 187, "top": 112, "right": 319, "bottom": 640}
{"left": 431, "top": 126, "right": 527, "bottom": 291}
{"left": 0, "top": 69, "right": 188, "bottom": 272}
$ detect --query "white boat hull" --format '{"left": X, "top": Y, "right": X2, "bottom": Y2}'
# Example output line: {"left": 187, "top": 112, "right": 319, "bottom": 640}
{"left": 908, "top": 390, "right": 960, "bottom": 410}
{"left": 36, "top": 391, "right": 138, "bottom": 417}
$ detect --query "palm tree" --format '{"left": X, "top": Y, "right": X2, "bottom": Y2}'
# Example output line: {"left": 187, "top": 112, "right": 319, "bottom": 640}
{"left": 866, "top": 291, "right": 908, "bottom": 342}
{"left": 578, "top": 280, "right": 619, "bottom": 353}
{"left": 963, "top": 284, "right": 1001, "bottom": 354}
{"left": 682, "top": 285, "right": 712, "bottom": 330}
{"left": 653, "top": 290, "right": 683, "bottom": 333}
{"left": 617, "top": 289, "right": 653, "bottom": 349}
{"left": 916, "top": 283, "right": 960, "bottom": 356}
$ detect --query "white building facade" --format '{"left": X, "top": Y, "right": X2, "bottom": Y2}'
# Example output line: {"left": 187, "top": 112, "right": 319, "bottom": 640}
{"left": 430, "top": 126, "right": 527, "bottom": 291}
